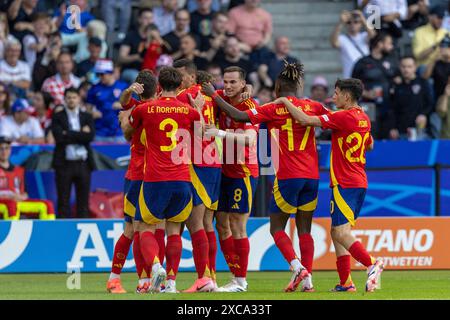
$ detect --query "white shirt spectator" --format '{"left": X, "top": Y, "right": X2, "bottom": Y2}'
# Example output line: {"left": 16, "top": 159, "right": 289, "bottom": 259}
{"left": 338, "top": 32, "right": 370, "bottom": 78}
{"left": 0, "top": 35, "right": 18, "bottom": 60}
{"left": 0, "top": 59, "right": 31, "bottom": 84}
{"left": 65, "top": 107, "right": 88, "bottom": 161}
{"left": 153, "top": 6, "right": 176, "bottom": 36}
{"left": 360, "top": 0, "right": 408, "bottom": 20}
{"left": 444, "top": 9, "right": 450, "bottom": 32}
{"left": 0, "top": 115, "right": 44, "bottom": 141}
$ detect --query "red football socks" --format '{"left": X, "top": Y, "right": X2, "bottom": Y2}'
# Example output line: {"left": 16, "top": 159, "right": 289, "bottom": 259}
{"left": 165, "top": 234, "right": 182, "bottom": 280}
{"left": 233, "top": 238, "right": 250, "bottom": 278}
{"left": 299, "top": 233, "right": 314, "bottom": 274}
{"left": 191, "top": 229, "right": 210, "bottom": 278}
{"left": 336, "top": 255, "right": 352, "bottom": 285}
{"left": 111, "top": 233, "right": 132, "bottom": 275}
{"left": 219, "top": 236, "right": 237, "bottom": 275}
{"left": 155, "top": 228, "right": 166, "bottom": 264}
{"left": 273, "top": 230, "right": 297, "bottom": 263}
{"left": 348, "top": 241, "right": 373, "bottom": 267}
{"left": 206, "top": 231, "right": 217, "bottom": 278}
{"left": 132, "top": 232, "right": 149, "bottom": 278}
{"left": 139, "top": 231, "right": 160, "bottom": 269}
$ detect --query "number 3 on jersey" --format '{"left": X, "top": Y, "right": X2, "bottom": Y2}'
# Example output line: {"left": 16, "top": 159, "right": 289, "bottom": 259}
{"left": 159, "top": 118, "right": 178, "bottom": 151}
{"left": 338, "top": 132, "right": 370, "bottom": 164}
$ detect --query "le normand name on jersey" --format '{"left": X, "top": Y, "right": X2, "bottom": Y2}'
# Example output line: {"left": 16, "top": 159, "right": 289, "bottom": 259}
{"left": 145, "top": 105, "right": 191, "bottom": 114}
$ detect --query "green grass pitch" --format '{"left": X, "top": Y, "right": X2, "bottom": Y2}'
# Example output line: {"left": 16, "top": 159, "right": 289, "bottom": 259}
{"left": 1, "top": 271, "right": 450, "bottom": 300}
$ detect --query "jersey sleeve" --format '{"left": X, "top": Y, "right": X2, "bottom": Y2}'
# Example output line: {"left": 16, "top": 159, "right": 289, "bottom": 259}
{"left": 122, "top": 97, "right": 139, "bottom": 110}
{"left": 244, "top": 103, "right": 275, "bottom": 125}
{"left": 312, "top": 101, "right": 331, "bottom": 116}
{"left": 129, "top": 105, "right": 143, "bottom": 129}
{"left": 318, "top": 110, "right": 348, "bottom": 130}
{"left": 176, "top": 89, "right": 190, "bottom": 104}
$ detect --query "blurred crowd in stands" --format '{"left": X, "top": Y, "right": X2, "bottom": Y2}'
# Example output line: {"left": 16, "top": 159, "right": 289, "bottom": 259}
{"left": 0, "top": 0, "right": 449, "bottom": 145}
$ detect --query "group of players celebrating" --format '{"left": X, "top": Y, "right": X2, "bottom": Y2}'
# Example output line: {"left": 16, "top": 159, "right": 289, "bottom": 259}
{"left": 105, "top": 58, "right": 384, "bottom": 295}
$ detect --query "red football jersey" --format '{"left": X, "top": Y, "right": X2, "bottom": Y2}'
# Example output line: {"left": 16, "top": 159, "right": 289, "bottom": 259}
{"left": 0, "top": 165, "right": 25, "bottom": 197}
{"left": 177, "top": 85, "right": 221, "bottom": 168}
{"left": 122, "top": 97, "right": 145, "bottom": 181}
{"left": 129, "top": 96, "right": 201, "bottom": 182}
{"left": 319, "top": 107, "right": 373, "bottom": 189}
{"left": 245, "top": 97, "right": 330, "bottom": 180}
{"left": 218, "top": 93, "right": 259, "bottom": 178}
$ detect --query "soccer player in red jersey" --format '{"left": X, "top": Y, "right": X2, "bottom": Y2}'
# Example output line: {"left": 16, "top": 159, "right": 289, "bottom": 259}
{"left": 173, "top": 59, "right": 221, "bottom": 292}
{"left": 202, "top": 62, "right": 330, "bottom": 292}
{"left": 106, "top": 70, "right": 158, "bottom": 294}
{"left": 201, "top": 66, "right": 259, "bottom": 292}
{"left": 129, "top": 67, "right": 201, "bottom": 293}
{"left": 276, "top": 78, "right": 384, "bottom": 293}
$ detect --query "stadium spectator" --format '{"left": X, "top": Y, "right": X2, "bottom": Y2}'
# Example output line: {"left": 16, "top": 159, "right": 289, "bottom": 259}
{"left": 32, "top": 31, "right": 61, "bottom": 91}
{"left": 202, "top": 12, "right": 234, "bottom": 62}
{"left": 86, "top": 59, "right": 128, "bottom": 143}
{"left": 352, "top": 32, "right": 400, "bottom": 139}
{"left": 212, "top": 36, "right": 257, "bottom": 87}
{"left": 0, "top": 136, "right": 55, "bottom": 220}
{"left": 412, "top": 5, "right": 448, "bottom": 67}
{"left": 53, "top": 0, "right": 94, "bottom": 35}
{"left": 30, "top": 90, "right": 54, "bottom": 143}
{"left": 206, "top": 63, "right": 223, "bottom": 88}
{"left": 163, "top": 9, "right": 191, "bottom": 56}
{"left": 0, "top": 12, "right": 18, "bottom": 60}
{"left": 423, "top": 35, "right": 450, "bottom": 99}
{"left": 51, "top": 87, "right": 95, "bottom": 218}
{"left": 7, "top": 0, "right": 39, "bottom": 42}
{"left": 330, "top": 10, "right": 376, "bottom": 78}
{"left": 118, "top": 8, "right": 154, "bottom": 84}
{"left": 75, "top": 37, "right": 103, "bottom": 84}
{"left": 389, "top": 56, "right": 433, "bottom": 140}
{"left": 359, "top": 0, "right": 408, "bottom": 39}
{"left": 141, "top": 24, "right": 164, "bottom": 73}
{"left": 0, "top": 98, "right": 45, "bottom": 144}
{"left": 190, "top": 0, "right": 216, "bottom": 49}
{"left": 22, "top": 12, "right": 51, "bottom": 71}
{"left": 227, "top": 0, "right": 273, "bottom": 65}
{"left": 176, "top": 33, "right": 209, "bottom": 70}
{"left": 258, "top": 36, "right": 299, "bottom": 88}
{"left": 310, "top": 76, "right": 333, "bottom": 108}
{"left": 436, "top": 78, "right": 450, "bottom": 138}
{"left": 61, "top": 19, "right": 108, "bottom": 63}
{"left": 153, "top": 0, "right": 178, "bottom": 36}
{"left": 0, "top": 39, "right": 31, "bottom": 98}
{"left": 0, "top": 82, "right": 10, "bottom": 117}
{"left": 185, "top": 0, "right": 222, "bottom": 12}
{"left": 255, "top": 86, "right": 273, "bottom": 105}
{"left": 100, "top": 0, "right": 131, "bottom": 46}
{"left": 402, "top": 0, "right": 429, "bottom": 31}
{"left": 42, "top": 52, "right": 81, "bottom": 106}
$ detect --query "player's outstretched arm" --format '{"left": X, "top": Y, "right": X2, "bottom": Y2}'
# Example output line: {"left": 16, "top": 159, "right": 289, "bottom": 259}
{"left": 275, "top": 97, "right": 322, "bottom": 127}
{"left": 118, "top": 109, "right": 135, "bottom": 142}
{"left": 202, "top": 82, "right": 250, "bottom": 122}
{"left": 204, "top": 124, "right": 256, "bottom": 147}
{"left": 120, "top": 83, "right": 144, "bottom": 107}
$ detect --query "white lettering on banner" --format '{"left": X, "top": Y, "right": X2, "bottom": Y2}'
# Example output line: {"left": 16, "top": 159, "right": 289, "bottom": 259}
{"left": 363, "top": 256, "right": 433, "bottom": 267}
{"left": 106, "top": 223, "right": 135, "bottom": 268}
{"left": 0, "top": 221, "right": 33, "bottom": 269}
{"left": 68, "top": 224, "right": 110, "bottom": 269}
{"left": 331, "top": 229, "right": 435, "bottom": 253}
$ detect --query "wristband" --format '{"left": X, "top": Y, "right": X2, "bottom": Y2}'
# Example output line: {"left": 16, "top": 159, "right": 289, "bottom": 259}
{"left": 211, "top": 92, "right": 219, "bottom": 99}
{"left": 217, "top": 129, "right": 227, "bottom": 138}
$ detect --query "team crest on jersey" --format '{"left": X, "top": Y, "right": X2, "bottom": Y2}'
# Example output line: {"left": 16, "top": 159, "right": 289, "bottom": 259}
{"left": 303, "top": 104, "right": 311, "bottom": 112}
{"left": 412, "top": 84, "right": 421, "bottom": 95}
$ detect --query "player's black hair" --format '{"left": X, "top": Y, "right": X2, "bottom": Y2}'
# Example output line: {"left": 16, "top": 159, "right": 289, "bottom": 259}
{"left": 64, "top": 87, "right": 79, "bottom": 97}
{"left": 223, "top": 66, "right": 246, "bottom": 80}
{"left": 335, "top": 78, "right": 363, "bottom": 102}
{"left": 158, "top": 67, "right": 182, "bottom": 92}
{"left": 400, "top": 55, "right": 416, "bottom": 62}
{"left": 196, "top": 70, "right": 214, "bottom": 85}
{"left": 369, "top": 31, "right": 391, "bottom": 51}
{"left": 276, "top": 60, "right": 304, "bottom": 93}
{"left": 173, "top": 58, "right": 197, "bottom": 75}
{"left": 135, "top": 69, "right": 157, "bottom": 99}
